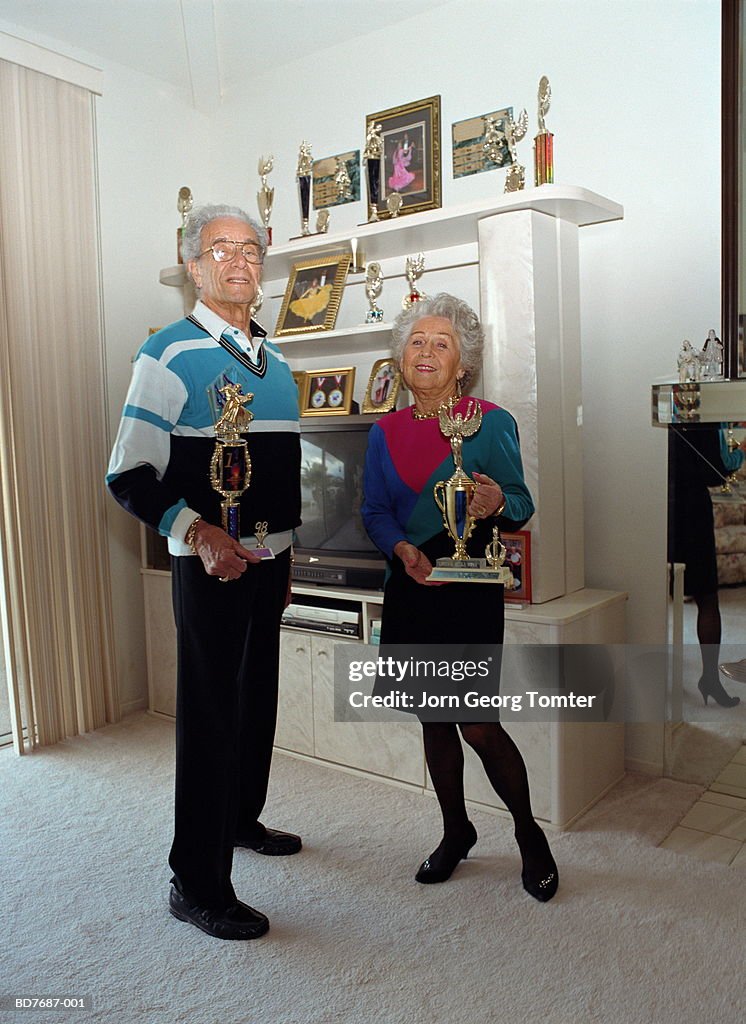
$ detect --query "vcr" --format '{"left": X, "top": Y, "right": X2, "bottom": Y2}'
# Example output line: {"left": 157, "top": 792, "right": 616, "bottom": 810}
{"left": 292, "top": 563, "right": 385, "bottom": 590}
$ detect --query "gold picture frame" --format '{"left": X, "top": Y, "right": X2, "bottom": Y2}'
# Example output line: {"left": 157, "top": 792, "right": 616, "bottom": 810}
{"left": 362, "top": 357, "right": 401, "bottom": 414}
{"left": 275, "top": 253, "right": 352, "bottom": 337}
{"left": 300, "top": 367, "right": 356, "bottom": 417}
{"left": 366, "top": 94, "right": 441, "bottom": 219}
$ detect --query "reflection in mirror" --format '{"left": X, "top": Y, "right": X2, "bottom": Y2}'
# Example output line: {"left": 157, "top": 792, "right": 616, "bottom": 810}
{"left": 664, "top": 2, "right": 746, "bottom": 782}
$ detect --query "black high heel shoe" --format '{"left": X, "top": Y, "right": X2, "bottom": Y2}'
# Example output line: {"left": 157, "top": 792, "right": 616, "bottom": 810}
{"left": 516, "top": 822, "right": 559, "bottom": 903}
{"left": 415, "top": 822, "right": 478, "bottom": 884}
{"left": 698, "top": 676, "right": 740, "bottom": 708}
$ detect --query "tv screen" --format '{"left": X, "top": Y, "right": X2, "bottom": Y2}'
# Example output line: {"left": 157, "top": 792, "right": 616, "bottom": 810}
{"left": 294, "top": 416, "right": 386, "bottom": 589}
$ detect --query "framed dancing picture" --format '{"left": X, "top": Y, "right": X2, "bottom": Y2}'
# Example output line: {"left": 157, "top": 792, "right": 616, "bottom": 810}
{"left": 365, "top": 95, "right": 441, "bottom": 219}
{"left": 300, "top": 367, "right": 356, "bottom": 417}
{"left": 362, "top": 357, "right": 401, "bottom": 414}
{"left": 502, "top": 530, "right": 532, "bottom": 603}
{"left": 275, "top": 253, "right": 352, "bottom": 337}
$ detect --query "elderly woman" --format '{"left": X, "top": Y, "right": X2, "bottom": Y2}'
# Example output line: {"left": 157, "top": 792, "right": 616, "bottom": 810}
{"left": 361, "top": 293, "right": 558, "bottom": 901}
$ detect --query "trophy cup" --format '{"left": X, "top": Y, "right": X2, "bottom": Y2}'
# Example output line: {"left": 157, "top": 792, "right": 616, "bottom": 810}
{"left": 257, "top": 155, "right": 274, "bottom": 245}
{"left": 210, "top": 383, "right": 254, "bottom": 547}
{"left": 503, "top": 109, "right": 529, "bottom": 193}
{"left": 176, "top": 186, "right": 193, "bottom": 264}
{"left": 364, "top": 262, "right": 384, "bottom": 324}
{"left": 296, "top": 141, "right": 313, "bottom": 236}
{"left": 386, "top": 192, "right": 403, "bottom": 218}
{"left": 427, "top": 402, "right": 513, "bottom": 584}
{"left": 533, "top": 77, "right": 554, "bottom": 186}
{"left": 363, "top": 122, "right": 383, "bottom": 222}
{"left": 402, "top": 253, "right": 427, "bottom": 309}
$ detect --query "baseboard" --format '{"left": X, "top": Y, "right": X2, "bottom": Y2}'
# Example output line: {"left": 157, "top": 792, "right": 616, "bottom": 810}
{"left": 624, "top": 757, "right": 663, "bottom": 776}
{"left": 120, "top": 697, "right": 148, "bottom": 716}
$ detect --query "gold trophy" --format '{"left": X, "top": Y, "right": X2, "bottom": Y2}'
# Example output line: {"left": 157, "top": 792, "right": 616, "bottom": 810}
{"left": 427, "top": 401, "right": 513, "bottom": 584}
{"left": 257, "top": 155, "right": 274, "bottom": 245}
{"left": 209, "top": 384, "right": 254, "bottom": 550}
{"left": 503, "top": 109, "right": 529, "bottom": 193}
{"left": 176, "top": 186, "right": 193, "bottom": 264}
{"left": 363, "top": 122, "right": 384, "bottom": 222}
{"left": 296, "top": 141, "right": 313, "bottom": 236}
{"left": 402, "top": 253, "right": 427, "bottom": 309}
{"left": 533, "top": 77, "right": 554, "bottom": 186}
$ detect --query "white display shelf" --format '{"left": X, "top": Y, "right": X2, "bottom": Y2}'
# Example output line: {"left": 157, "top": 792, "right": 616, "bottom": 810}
{"left": 262, "top": 185, "right": 623, "bottom": 281}
{"left": 159, "top": 265, "right": 186, "bottom": 287}
{"left": 275, "top": 322, "right": 393, "bottom": 358}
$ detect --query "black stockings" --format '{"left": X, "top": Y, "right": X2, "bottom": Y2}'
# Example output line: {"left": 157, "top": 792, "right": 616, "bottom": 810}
{"left": 421, "top": 721, "right": 553, "bottom": 882}
{"left": 693, "top": 590, "right": 721, "bottom": 681}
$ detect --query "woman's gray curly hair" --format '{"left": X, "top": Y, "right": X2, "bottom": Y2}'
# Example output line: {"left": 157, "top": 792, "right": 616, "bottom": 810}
{"left": 390, "top": 293, "right": 484, "bottom": 388}
{"left": 181, "top": 204, "right": 268, "bottom": 265}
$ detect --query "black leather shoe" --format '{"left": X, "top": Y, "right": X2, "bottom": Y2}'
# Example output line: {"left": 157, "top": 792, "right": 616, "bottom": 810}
{"left": 236, "top": 826, "right": 302, "bottom": 856}
{"left": 168, "top": 886, "right": 269, "bottom": 940}
{"left": 415, "top": 822, "right": 478, "bottom": 884}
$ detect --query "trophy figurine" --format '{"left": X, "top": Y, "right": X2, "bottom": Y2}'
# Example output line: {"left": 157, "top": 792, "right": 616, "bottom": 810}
{"left": 363, "top": 122, "right": 384, "bottom": 222}
{"left": 533, "top": 77, "right": 554, "bottom": 186}
{"left": 176, "top": 186, "right": 193, "bottom": 264}
{"left": 296, "top": 140, "right": 313, "bottom": 236}
{"left": 427, "top": 402, "right": 512, "bottom": 583}
{"left": 503, "top": 109, "right": 529, "bottom": 193}
{"left": 386, "top": 192, "right": 403, "bottom": 218}
{"left": 210, "top": 383, "right": 254, "bottom": 557}
{"left": 482, "top": 114, "right": 509, "bottom": 167}
{"left": 257, "top": 155, "right": 274, "bottom": 245}
{"left": 402, "top": 253, "right": 427, "bottom": 309}
{"left": 364, "top": 262, "right": 384, "bottom": 324}
{"left": 334, "top": 156, "right": 352, "bottom": 202}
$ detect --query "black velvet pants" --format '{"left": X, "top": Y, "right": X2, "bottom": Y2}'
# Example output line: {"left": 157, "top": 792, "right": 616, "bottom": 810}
{"left": 168, "top": 548, "right": 290, "bottom": 909}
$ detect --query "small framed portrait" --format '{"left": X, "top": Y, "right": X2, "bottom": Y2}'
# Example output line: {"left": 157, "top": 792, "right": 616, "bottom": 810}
{"left": 300, "top": 367, "right": 356, "bottom": 417}
{"left": 312, "top": 150, "right": 361, "bottom": 209}
{"left": 362, "top": 357, "right": 401, "bottom": 414}
{"left": 451, "top": 107, "right": 513, "bottom": 179}
{"left": 502, "top": 530, "right": 532, "bottom": 603}
{"left": 365, "top": 95, "right": 441, "bottom": 219}
{"left": 275, "top": 253, "right": 352, "bottom": 337}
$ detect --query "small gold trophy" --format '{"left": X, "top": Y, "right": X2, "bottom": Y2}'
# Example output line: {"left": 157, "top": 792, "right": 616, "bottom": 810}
{"left": 364, "top": 262, "right": 384, "bottom": 324}
{"left": 363, "top": 122, "right": 384, "bottom": 222}
{"left": 427, "top": 401, "right": 513, "bottom": 584}
{"left": 402, "top": 253, "right": 427, "bottom": 309}
{"left": 533, "top": 77, "right": 554, "bottom": 186}
{"left": 257, "top": 155, "right": 274, "bottom": 245}
{"left": 503, "top": 109, "right": 529, "bottom": 193}
{"left": 209, "top": 383, "right": 254, "bottom": 545}
{"left": 176, "top": 186, "right": 193, "bottom": 264}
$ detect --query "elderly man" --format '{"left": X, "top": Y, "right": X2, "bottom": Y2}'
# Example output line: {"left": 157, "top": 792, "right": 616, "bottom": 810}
{"left": 107, "top": 204, "right": 301, "bottom": 940}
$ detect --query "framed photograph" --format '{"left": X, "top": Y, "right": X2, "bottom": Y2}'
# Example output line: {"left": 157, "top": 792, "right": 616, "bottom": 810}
{"left": 739, "top": 314, "right": 746, "bottom": 378}
{"left": 451, "top": 107, "right": 513, "bottom": 179}
{"left": 300, "top": 367, "right": 356, "bottom": 417}
{"left": 291, "top": 370, "right": 306, "bottom": 410}
{"left": 313, "top": 150, "right": 361, "bottom": 209}
{"left": 502, "top": 530, "right": 532, "bottom": 603}
{"left": 362, "top": 357, "right": 401, "bottom": 414}
{"left": 366, "top": 94, "right": 441, "bottom": 219}
{"left": 275, "top": 253, "right": 352, "bottom": 337}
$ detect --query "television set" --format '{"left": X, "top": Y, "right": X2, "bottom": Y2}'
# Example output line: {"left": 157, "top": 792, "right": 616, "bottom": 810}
{"left": 293, "top": 415, "right": 386, "bottom": 590}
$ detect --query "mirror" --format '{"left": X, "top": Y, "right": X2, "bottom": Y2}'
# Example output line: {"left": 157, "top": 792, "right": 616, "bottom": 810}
{"left": 664, "top": 0, "right": 746, "bottom": 782}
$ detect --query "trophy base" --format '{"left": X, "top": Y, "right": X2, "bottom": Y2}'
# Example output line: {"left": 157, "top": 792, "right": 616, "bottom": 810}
{"left": 426, "top": 558, "right": 514, "bottom": 584}
{"left": 365, "top": 309, "right": 384, "bottom": 324}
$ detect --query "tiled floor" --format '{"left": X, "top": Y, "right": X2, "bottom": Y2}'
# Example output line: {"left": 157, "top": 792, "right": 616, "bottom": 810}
{"left": 660, "top": 744, "right": 746, "bottom": 867}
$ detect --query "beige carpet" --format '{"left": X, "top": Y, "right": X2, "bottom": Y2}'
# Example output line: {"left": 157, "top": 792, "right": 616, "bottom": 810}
{"left": 0, "top": 712, "right": 741, "bottom": 1024}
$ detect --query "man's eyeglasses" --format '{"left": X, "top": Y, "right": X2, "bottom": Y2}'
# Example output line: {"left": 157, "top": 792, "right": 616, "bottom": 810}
{"left": 199, "top": 239, "right": 264, "bottom": 264}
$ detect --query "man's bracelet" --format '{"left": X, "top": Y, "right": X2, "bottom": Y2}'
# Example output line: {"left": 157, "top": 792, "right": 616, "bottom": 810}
{"left": 184, "top": 516, "right": 202, "bottom": 551}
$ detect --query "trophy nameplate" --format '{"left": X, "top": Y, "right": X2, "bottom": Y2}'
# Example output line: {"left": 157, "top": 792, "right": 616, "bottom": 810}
{"left": 426, "top": 401, "right": 513, "bottom": 585}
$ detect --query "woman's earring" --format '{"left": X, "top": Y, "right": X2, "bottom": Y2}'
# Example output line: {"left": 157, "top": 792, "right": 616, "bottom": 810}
{"left": 456, "top": 376, "right": 463, "bottom": 399}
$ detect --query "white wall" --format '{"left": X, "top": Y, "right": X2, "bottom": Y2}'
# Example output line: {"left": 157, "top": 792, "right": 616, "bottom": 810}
{"left": 0, "top": 0, "right": 722, "bottom": 769}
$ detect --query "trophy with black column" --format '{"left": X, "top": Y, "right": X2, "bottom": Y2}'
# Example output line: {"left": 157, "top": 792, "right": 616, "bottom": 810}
{"left": 427, "top": 401, "right": 513, "bottom": 584}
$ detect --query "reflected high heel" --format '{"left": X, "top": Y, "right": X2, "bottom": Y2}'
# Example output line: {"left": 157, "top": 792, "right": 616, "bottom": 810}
{"left": 415, "top": 822, "right": 478, "bottom": 884}
{"left": 698, "top": 676, "right": 740, "bottom": 708}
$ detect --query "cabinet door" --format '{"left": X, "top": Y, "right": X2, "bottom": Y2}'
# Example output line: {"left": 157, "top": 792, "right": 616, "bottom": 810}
{"left": 311, "top": 635, "right": 425, "bottom": 786}
{"left": 143, "top": 573, "right": 177, "bottom": 718}
{"left": 276, "top": 632, "right": 315, "bottom": 755}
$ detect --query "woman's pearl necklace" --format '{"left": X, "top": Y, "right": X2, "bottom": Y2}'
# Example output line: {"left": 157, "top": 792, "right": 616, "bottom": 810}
{"left": 411, "top": 393, "right": 459, "bottom": 421}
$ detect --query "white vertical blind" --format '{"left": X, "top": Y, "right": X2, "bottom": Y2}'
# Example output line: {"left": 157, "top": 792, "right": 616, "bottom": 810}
{"left": 0, "top": 58, "right": 118, "bottom": 751}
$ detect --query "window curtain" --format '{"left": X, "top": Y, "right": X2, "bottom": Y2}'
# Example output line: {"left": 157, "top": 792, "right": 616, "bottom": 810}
{"left": 0, "top": 59, "right": 119, "bottom": 752}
